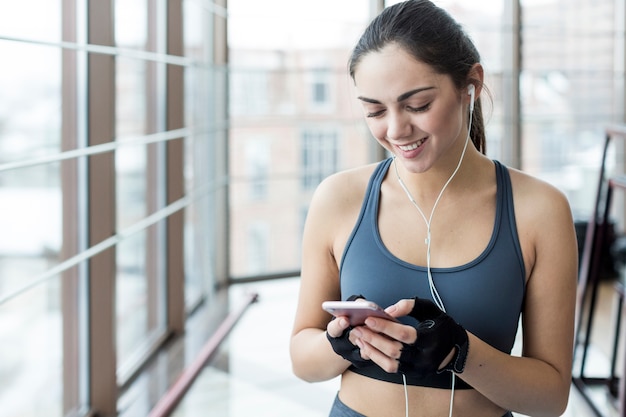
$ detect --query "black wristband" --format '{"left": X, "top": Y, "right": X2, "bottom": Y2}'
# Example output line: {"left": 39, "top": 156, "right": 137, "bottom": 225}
{"left": 326, "top": 327, "right": 370, "bottom": 368}
{"left": 438, "top": 334, "right": 469, "bottom": 374}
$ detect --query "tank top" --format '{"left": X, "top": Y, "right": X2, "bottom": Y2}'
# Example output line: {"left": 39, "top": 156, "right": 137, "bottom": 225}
{"left": 339, "top": 158, "right": 526, "bottom": 389}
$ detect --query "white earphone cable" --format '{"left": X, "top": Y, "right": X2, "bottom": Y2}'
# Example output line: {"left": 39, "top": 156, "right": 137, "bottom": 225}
{"left": 394, "top": 93, "right": 474, "bottom": 417}
{"left": 402, "top": 373, "right": 409, "bottom": 417}
{"left": 393, "top": 105, "right": 473, "bottom": 312}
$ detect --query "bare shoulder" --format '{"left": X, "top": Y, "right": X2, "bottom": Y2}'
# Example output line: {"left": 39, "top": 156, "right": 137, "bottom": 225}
{"left": 309, "top": 162, "right": 380, "bottom": 216}
{"left": 304, "top": 162, "right": 381, "bottom": 257}
{"left": 506, "top": 166, "right": 573, "bottom": 220}
{"left": 506, "top": 166, "right": 576, "bottom": 272}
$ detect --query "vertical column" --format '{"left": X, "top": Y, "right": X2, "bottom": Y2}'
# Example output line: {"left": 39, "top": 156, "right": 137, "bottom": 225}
{"left": 370, "top": 0, "right": 387, "bottom": 163}
{"left": 87, "top": 0, "right": 117, "bottom": 414}
{"left": 615, "top": 0, "right": 626, "bottom": 174}
{"left": 166, "top": 0, "right": 186, "bottom": 334}
{"left": 61, "top": 0, "right": 81, "bottom": 413}
{"left": 502, "top": 0, "right": 521, "bottom": 168}
{"left": 146, "top": 0, "right": 168, "bottom": 335}
{"left": 214, "top": 0, "right": 231, "bottom": 286}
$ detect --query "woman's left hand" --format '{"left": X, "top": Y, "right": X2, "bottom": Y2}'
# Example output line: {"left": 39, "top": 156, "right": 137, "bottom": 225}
{"left": 352, "top": 298, "right": 467, "bottom": 375}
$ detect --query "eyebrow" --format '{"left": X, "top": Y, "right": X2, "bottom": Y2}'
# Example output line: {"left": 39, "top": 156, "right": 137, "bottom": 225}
{"left": 357, "top": 87, "right": 435, "bottom": 104}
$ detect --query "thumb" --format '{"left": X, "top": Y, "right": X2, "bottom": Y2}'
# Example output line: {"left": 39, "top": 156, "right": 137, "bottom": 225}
{"left": 409, "top": 297, "right": 443, "bottom": 321}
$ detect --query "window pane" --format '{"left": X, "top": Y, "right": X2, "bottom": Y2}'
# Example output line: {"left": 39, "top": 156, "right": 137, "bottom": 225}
{"left": 116, "top": 230, "right": 148, "bottom": 367}
{"left": 115, "top": 0, "right": 148, "bottom": 50}
{"left": 115, "top": 0, "right": 167, "bottom": 379}
{"left": 0, "top": 280, "right": 63, "bottom": 417}
{"left": 0, "top": 32, "right": 66, "bottom": 415}
{"left": 228, "top": 0, "right": 374, "bottom": 278}
{"left": 183, "top": 1, "right": 222, "bottom": 304}
{"left": 0, "top": 1, "right": 61, "bottom": 41}
{"left": 520, "top": 0, "right": 619, "bottom": 218}
{"left": 0, "top": 43, "right": 62, "bottom": 161}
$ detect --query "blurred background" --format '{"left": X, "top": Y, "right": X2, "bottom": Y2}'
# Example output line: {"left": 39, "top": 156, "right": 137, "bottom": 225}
{"left": 0, "top": 0, "right": 623, "bottom": 416}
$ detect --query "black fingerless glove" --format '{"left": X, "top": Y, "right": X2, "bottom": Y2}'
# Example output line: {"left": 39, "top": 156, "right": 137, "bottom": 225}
{"left": 398, "top": 297, "right": 469, "bottom": 375}
{"left": 326, "top": 325, "right": 370, "bottom": 368}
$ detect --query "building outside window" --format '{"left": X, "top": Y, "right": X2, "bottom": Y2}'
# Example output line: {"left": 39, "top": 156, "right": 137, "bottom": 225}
{"left": 301, "top": 128, "right": 339, "bottom": 190}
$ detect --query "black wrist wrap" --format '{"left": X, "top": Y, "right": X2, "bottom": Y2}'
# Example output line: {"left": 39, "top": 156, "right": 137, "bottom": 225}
{"left": 439, "top": 334, "right": 469, "bottom": 374}
{"left": 325, "top": 294, "right": 370, "bottom": 368}
{"left": 326, "top": 326, "right": 370, "bottom": 368}
{"left": 398, "top": 297, "right": 469, "bottom": 375}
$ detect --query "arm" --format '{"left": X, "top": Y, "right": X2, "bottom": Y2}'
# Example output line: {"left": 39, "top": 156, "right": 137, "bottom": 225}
{"left": 458, "top": 182, "right": 577, "bottom": 416}
{"left": 290, "top": 171, "right": 366, "bottom": 382}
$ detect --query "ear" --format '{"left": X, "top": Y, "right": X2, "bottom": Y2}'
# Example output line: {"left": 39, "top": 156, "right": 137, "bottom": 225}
{"left": 466, "top": 63, "right": 484, "bottom": 101}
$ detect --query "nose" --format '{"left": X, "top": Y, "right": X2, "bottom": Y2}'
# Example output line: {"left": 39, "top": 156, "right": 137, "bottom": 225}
{"left": 386, "top": 111, "right": 412, "bottom": 141}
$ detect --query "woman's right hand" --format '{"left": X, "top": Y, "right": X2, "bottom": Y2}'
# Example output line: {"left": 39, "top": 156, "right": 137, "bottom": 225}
{"left": 326, "top": 316, "right": 372, "bottom": 368}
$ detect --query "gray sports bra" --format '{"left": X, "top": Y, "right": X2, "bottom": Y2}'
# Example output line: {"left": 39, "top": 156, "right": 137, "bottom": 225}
{"left": 339, "top": 158, "right": 526, "bottom": 389}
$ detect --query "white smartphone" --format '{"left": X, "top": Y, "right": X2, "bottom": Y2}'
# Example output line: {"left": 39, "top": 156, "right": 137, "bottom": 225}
{"left": 322, "top": 300, "right": 399, "bottom": 326}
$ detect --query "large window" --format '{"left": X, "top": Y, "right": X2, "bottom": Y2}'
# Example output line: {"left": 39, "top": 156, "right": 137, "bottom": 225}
{"left": 0, "top": 1, "right": 226, "bottom": 416}
{"left": 227, "top": 0, "right": 375, "bottom": 279}
{"left": 520, "top": 0, "right": 621, "bottom": 220}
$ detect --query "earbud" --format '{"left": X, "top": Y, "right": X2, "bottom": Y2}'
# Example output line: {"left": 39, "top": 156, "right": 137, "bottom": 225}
{"left": 467, "top": 84, "right": 475, "bottom": 113}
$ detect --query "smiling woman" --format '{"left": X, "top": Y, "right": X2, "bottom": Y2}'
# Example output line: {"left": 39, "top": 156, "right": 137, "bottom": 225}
{"left": 290, "top": 2, "right": 577, "bottom": 417}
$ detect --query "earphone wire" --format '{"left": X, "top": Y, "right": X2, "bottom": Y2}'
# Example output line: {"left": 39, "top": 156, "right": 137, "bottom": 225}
{"left": 402, "top": 373, "right": 409, "bottom": 417}
{"left": 393, "top": 105, "right": 473, "bottom": 312}
{"left": 393, "top": 94, "right": 474, "bottom": 417}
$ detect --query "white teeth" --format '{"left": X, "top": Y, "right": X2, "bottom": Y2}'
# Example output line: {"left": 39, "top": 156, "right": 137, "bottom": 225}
{"left": 398, "top": 139, "right": 424, "bottom": 151}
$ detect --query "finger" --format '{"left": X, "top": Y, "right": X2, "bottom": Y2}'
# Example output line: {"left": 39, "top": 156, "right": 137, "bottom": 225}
{"left": 384, "top": 298, "right": 415, "bottom": 318}
{"left": 364, "top": 317, "right": 417, "bottom": 345}
{"left": 357, "top": 339, "right": 400, "bottom": 373}
{"left": 327, "top": 316, "right": 350, "bottom": 338}
{"left": 354, "top": 324, "right": 405, "bottom": 360}
{"left": 410, "top": 298, "right": 442, "bottom": 321}
{"left": 354, "top": 339, "right": 371, "bottom": 360}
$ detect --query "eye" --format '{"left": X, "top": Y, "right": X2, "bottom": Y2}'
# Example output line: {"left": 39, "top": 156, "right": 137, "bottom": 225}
{"left": 366, "top": 109, "right": 386, "bottom": 118}
{"left": 407, "top": 103, "right": 431, "bottom": 113}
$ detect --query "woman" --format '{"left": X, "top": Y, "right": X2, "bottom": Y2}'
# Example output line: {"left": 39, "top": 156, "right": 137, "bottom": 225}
{"left": 290, "top": 1, "right": 578, "bottom": 416}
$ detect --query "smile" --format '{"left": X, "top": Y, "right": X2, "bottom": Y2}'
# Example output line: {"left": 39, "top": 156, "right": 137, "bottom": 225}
{"left": 398, "top": 138, "right": 426, "bottom": 151}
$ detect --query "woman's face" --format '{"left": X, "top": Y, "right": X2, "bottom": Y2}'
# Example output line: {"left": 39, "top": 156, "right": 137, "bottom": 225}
{"left": 353, "top": 43, "right": 469, "bottom": 174}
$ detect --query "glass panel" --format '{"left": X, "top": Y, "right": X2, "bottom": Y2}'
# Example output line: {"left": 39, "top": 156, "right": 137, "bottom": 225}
{"left": 227, "top": 0, "right": 373, "bottom": 279}
{"left": 0, "top": 0, "right": 61, "bottom": 41}
{"left": 520, "top": 0, "right": 619, "bottom": 219}
{"left": 183, "top": 0, "right": 221, "bottom": 305}
{"left": 0, "top": 43, "right": 62, "bottom": 161}
{"left": 115, "top": 0, "right": 148, "bottom": 50}
{"left": 0, "top": 32, "right": 65, "bottom": 414}
{"left": 116, "top": 230, "right": 148, "bottom": 367}
{"left": 0, "top": 279, "right": 63, "bottom": 417}
{"left": 115, "top": 0, "right": 167, "bottom": 378}
{"left": 115, "top": 53, "right": 150, "bottom": 368}
{"left": 185, "top": 196, "right": 213, "bottom": 305}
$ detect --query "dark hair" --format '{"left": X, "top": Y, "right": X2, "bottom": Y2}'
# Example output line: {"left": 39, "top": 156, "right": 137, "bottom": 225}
{"left": 349, "top": 0, "right": 486, "bottom": 154}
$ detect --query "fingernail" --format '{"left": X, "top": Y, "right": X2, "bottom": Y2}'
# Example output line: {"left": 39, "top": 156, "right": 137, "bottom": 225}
{"left": 352, "top": 328, "right": 362, "bottom": 337}
{"left": 365, "top": 318, "right": 376, "bottom": 327}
